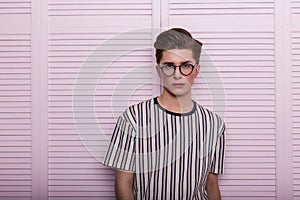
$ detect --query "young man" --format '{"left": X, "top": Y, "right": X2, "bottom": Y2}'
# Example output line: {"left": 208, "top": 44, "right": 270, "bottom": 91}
{"left": 103, "top": 28, "right": 226, "bottom": 200}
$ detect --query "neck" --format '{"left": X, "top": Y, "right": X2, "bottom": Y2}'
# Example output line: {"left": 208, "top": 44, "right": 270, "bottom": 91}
{"left": 158, "top": 90, "right": 194, "bottom": 113}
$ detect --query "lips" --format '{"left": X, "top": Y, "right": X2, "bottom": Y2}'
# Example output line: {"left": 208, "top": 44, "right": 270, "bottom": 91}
{"left": 172, "top": 83, "right": 185, "bottom": 88}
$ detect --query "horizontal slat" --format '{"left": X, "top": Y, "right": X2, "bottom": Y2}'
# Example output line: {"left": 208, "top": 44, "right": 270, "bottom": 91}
{"left": 225, "top": 163, "right": 275, "bottom": 171}
{"left": 0, "top": 3, "right": 29, "bottom": 8}
{"left": 0, "top": 140, "right": 30, "bottom": 146}
{"left": 49, "top": 50, "right": 150, "bottom": 57}
{"left": 49, "top": 177, "right": 113, "bottom": 184}
{"left": 171, "top": 0, "right": 273, "bottom": 3}
{"left": 49, "top": 167, "right": 111, "bottom": 176}
{"left": 49, "top": 0, "right": 150, "bottom": 3}
{"left": 0, "top": 40, "right": 30, "bottom": 46}
{"left": 0, "top": 2, "right": 30, "bottom": 14}
{"left": 0, "top": 180, "right": 30, "bottom": 186}
{"left": 0, "top": 9, "right": 30, "bottom": 15}
{"left": 49, "top": 16, "right": 152, "bottom": 34}
{"left": 170, "top": 7, "right": 273, "bottom": 15}
{"left": 200, "top": 38, "right": 274, "bottom": 44}
{"left": 221, "top": 186, "right": 275, "bottom": 193}
{"left": 0, "top": 174, "right": 30, "bottom": 180}
{"left": 0, "top": 64, "right": 30, "bottom": 69}
{"left": 204, "top": 43, "right": 274, "bottom": 50}
{"left": 49, "top": 151, "right": 107, "bottom": 158}
{"left": 48, "top": 197, "right": 112, "bottom": 200}
{"left": 225, "top": 168, "right": 275, "bottom": 175}
{"left": 0, "top": 186, "right": 30, "bottom": 192}
{"left": 0, "top": 192, "right": 31, "bottom": 198}
{"left": 49, "top": 9, "right": 151, "bottom": 16}
{"left": 49, "top": 3, "right": 151, "bottom": 9}
{"left": 0, "top": 0, "right": 29, "bottom": 2}
{"left": 49, "top": 186, "right": 112, "bottom": 193}
{"left": 48, "top": 191, "right": 114, "bottom": 198}
{"left": 48, "top": 3, "right": 151, "bottom": 16}
{"left": 171, "top": 3, "right": 273, "bottom": 9}
{"left": 171, "top": 15, "right": 273, "bottom": 32}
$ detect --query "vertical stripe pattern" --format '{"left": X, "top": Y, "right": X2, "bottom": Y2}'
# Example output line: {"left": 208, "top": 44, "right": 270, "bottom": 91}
{"left": 103, "top": 97, "right": 226, "bottom": 200}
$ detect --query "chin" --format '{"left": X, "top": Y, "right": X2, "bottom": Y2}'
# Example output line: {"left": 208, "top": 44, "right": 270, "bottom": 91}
{"left": 164, "top": 87, "right": 190, "bottom": 98}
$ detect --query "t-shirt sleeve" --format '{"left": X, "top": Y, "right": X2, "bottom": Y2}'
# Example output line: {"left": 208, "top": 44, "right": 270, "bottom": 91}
{"left": 102, "top": 114, "right": 136, "bottom": 172}
{"left": 210, "top": 122, "right": 226, "bottom": 174}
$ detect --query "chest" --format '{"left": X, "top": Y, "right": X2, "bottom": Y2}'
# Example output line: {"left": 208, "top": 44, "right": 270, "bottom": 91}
{"left": 134, "top": 111, "right": 218, "bottom": 174}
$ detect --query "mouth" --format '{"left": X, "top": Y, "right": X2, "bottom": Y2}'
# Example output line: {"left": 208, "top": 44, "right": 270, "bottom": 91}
{"left": 172, "top": 83, "right": 185, "bottom": 88}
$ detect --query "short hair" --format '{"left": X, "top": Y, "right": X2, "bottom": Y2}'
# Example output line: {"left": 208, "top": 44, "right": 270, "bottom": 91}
{"left": 154, "top": 28, "right": 203, "bottom": 64}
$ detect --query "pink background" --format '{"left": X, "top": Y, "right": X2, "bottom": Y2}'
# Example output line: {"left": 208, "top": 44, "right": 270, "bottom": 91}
{"left": 0, "top": 0, "right": 298, "bottom": 199}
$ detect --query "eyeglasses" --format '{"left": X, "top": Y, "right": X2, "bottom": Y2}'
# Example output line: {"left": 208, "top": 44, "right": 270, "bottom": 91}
{"left": 158, "top": 63, "right": 197, "bottom": 77}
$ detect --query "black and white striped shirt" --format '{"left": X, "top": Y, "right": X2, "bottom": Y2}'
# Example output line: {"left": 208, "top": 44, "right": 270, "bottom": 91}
{"left": 103, "top": 97, "right": 226, "bottom": 200}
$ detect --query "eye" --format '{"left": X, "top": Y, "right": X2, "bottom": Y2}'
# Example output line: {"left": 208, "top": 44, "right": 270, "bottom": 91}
{"left": 164, "top": 64, "right": 174, "bottom": 69}
{"left": 182, "top": 63, "right": 194, "bottom": 68}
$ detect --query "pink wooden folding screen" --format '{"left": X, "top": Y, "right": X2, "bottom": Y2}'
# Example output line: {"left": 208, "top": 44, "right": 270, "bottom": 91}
{"left": 0, "top": 0, "right": 299, "bottom": 199}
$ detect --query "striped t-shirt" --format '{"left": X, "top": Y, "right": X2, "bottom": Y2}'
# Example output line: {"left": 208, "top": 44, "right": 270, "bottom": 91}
{"left": 103, "top": 97, "right": 226, "bottom": 200}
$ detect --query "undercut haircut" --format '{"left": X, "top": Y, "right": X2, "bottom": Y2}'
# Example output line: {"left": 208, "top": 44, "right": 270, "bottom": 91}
{"left": 154, "top": 28, "right": 203, "bottom": 64}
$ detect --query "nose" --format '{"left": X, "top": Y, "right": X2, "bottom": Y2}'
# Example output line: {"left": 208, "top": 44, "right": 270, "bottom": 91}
{"left": 173, "top": 66, "right": 182, "bottom": 79}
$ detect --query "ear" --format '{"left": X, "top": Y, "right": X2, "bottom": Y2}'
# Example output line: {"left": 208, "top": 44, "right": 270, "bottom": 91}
{"left": 194, "top": 64, "right": 200, "bottom": 77}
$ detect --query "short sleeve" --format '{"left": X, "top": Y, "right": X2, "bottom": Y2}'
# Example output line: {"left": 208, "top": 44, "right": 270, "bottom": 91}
{"left": 210, "top": 122, "right": 226, "bottom": 174}
{"left": 102, "top": 114, "right": 136, "bottom": 172}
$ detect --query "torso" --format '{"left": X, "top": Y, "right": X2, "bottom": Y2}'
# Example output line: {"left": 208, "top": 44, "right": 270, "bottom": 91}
{"left": 124, "top": 97, "right": 223, "bottom": 200}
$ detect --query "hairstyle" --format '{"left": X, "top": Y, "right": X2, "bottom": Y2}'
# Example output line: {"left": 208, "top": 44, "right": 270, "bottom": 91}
{"left": 154, "top": 28, "right": 203, "bottom": 64}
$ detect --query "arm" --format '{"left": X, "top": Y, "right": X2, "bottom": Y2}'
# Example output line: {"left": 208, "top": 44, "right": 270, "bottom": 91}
{"left": 206, "top": 173, "right": 221, "bottom": 200}
{"left": 115, "top": 169, "right": 134, "bottom": 200}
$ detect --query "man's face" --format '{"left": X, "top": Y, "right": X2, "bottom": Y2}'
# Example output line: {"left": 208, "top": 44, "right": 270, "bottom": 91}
{"left": 157, "top": 49, "right": 199, "bottom": 97}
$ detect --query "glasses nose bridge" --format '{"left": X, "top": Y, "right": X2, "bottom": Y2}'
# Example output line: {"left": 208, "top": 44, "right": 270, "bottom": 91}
{"left": 173, "top": 65, "right": 182, "bottom": 75}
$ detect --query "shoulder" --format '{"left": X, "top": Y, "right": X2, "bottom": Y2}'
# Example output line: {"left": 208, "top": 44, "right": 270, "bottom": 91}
{"left": 128, "top": 98, "right": 154, "bottom": 112}
{"left": 121, "top": 98, "right": 155, "bottom": 124}
{"left": 195, "top": 103, "right": 226, "bottom": 134}
{"left": 126, "top": 98, "right": 154, "bottom": 115}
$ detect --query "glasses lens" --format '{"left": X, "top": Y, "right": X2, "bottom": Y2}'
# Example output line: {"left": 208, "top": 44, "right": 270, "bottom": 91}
{"left": 161, "top": 65, "right": 175, "bottom": 76}
{"left": 180, "top": 63, "right": 194, "bottom": 76}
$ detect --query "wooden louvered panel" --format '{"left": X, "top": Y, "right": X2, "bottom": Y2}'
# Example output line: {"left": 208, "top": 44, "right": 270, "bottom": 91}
{"left": 169, "top": 0, "right": 275, "bottom": 199}
{"left": 0, "top": 2, "right": 32, "bottom": 199}
{"left": 48, "top": 1, "right": 154, "bottom": 199}
{"left": 197, "top": 32, "right": 275, "bottom": 200}
{"left": 0, "top": 32, "right": 31, "bottom": 200}
{"left": 292, "top": 0, "right": 300, "bottom": 197}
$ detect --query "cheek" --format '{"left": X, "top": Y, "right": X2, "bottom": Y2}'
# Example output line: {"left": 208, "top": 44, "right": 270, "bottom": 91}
{"left": 189, "top": 78, "right": 195, "bottom": 85}
{"left": 186, "top": 74, "right": 197, "bottom": 85}
{"left": 161, "top": 76, "right": 171, "bottom": 85}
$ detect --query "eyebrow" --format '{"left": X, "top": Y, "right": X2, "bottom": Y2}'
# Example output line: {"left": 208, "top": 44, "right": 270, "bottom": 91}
{"left": 162, "top": 61, "right": 191, "bottom": 65}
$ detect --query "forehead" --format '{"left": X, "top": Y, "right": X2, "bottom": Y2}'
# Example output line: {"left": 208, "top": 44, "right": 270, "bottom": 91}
{"left": 160, "top": 49, "right": 194, "bottom": 63}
